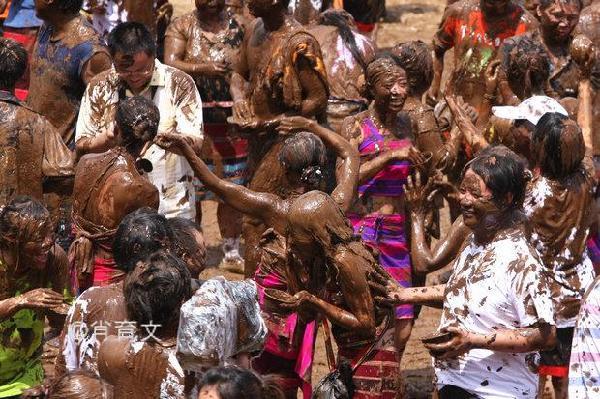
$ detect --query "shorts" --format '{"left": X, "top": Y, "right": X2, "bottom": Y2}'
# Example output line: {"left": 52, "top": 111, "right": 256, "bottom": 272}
{"left": 539, "top": 327, "right": 575, "bottom": 377}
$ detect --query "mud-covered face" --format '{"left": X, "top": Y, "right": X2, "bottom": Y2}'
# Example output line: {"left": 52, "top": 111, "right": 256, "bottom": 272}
{"left": 195, "top": 0, "right": 226, "bottom": 13}
{"left": 538, "top": 0, "right": 580, "bottom": 41}
{"left": 182, "top": 230, "right": 206, "bottom": 277}
{"left": 198, "top": 385, "right": 220, "bottom": 399}
{"left": 481, "top": 0, "right": 511, "bottom": 15}
{"left": 372, "top": 66, "right": 408, "bottom": 113}
{"left": 114, "top": 52, "right": 155, "bottom": 93}
{"left": 459, "top": 169, "right": 502, "bottom": 229}
{"left": 21, "top": 218, "right": 55, "bottom": 269}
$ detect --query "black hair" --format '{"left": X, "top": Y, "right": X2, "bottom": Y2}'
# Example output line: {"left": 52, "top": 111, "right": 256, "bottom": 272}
{"left": 391, "top": 41, "right": 434, "bottom": 96}
{"left": 539, "top": 0, "right": 581, "bottom": 10}
{"left": 506, "top": 36, "right": 550, "bottom": 100}
{"left": 115, "top": 96, "right": 160, "bottom": 147}
{"left": 107, "top": 22, "right": 156, "bottom": 58}
{"left": 48, "top": 371, "right": 112, "bottom": 398}
{"left": 56, "top": 0, "right": 84, "bottom": 14}
{"left": 124, "top": 250, "right": 191, "bottom": 328}
{"left": 278, "top": 132, "right": 327, "bottom": 189}
{"left": 466, "top": 145, "right": 528, "bottom": 209}
{"left": 199, "top": 366, "right": 285, "bottom": 399}
{"left": 0, "top": 38, "right": 28, "bottom": 90}
{"left": 532, "top": 112, "right": 584, "bottom": 179}
{"left": 168, "top": 217, "right": 205, "bottom": 274}
{"left": 0, "top": 196, "right": 51, "bottom": 247}
{"left": 318, "top": 10, "right": 367, "bottom": 72}
{"left": 112, "top": 208, "right": 174, "bottom": 273}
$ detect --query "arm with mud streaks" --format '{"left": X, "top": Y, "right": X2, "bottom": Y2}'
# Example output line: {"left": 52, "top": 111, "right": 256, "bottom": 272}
{"left": 296, "top": 56, "right": 328, "bottom": 118}
{"left": 81, "top": 52, "right": 113, "bottom": 86}
{"left": 163, "top": 28, "right": 228, "bottom": 77}
{"left": 157, "top": 133, "right": 285, "bottom": 226}
{"left": 424, "top": 324, "right": 556, "bottom": 359}
{"left": 573, "top": 35, "right": 595, "bottom": 157}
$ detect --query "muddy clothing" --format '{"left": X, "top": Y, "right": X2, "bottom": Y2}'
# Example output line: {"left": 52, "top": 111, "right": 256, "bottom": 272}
{"left": 0, "top": 91, "right": 73, "bottom": 205}
{"left": 27, "top": 15, "right": 109, "bottom": 146}
{"left": 76, "top": 60, "right": 203, "bottom": 219}
{"left": 83, "top": 0, "right": 158, "bottom": 39}
{"left": 0, "top": 245, "right": 70, "bottom": 397}
{"left": 433, "top": 0, "right": 536, "bottom": 110}
{"left": 499, "top": 30, "right": 582, "bottom": 100}
{"left": 58, "top": 282, "right": 126, "bottom": 376}
{"left": 437, "top": 228, "right": 555, "bottom": 398}
{"left": 524, "top": 164, "right": 597, "bottom": 328}
{"left": 569, "top": 276, "right": 600, "bottom": 398}
{"left": 574, "top": 2, "right": 600, "bottom": 156}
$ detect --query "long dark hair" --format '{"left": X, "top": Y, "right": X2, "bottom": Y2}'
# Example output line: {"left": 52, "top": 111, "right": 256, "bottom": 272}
{"left": 318, "top": 10, "right": 368, "bottom": 72}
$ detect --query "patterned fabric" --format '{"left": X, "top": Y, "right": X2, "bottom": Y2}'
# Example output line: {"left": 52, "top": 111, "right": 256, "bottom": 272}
{"left": 569, "top": 276, "right": 600, "bottom": 398}
{"left": 337, "top": 327, "right": 399, "bottom": 399}
{"left": 587, "top": 234, "right": 600, "bottom": 275}
{"left": 3, "top": 0, "right": 41, "bottom": 28}
{"left": 349, "top": 214, "right": 412, "bottom": 319}
{"left": 436, "top": 228, "right": 555, "bottom": 398}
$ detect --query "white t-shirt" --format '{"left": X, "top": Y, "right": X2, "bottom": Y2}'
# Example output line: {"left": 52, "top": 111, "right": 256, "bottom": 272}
{"left": 435, "top": 228, "right": 555, "bottom": 398}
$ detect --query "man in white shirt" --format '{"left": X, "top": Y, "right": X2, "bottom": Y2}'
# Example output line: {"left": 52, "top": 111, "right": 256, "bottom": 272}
{"left": 76, "top": 22, "right": 203, "bottom": 220}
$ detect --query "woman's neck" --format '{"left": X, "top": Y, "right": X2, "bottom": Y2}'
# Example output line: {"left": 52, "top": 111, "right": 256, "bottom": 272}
{"left": 371, "top": 103, "right": 396, "bottom": 130}
{"left": 472, "top": 214, "right": 517, "bottom": 246}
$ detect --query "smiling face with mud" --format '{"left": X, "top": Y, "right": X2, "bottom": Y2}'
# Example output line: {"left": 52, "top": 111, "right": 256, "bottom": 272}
{"left": 459, "top": 169, "right": 503, "bottom": 229}
{"left": 538, "top": 0, "right": 581, "bottom": 41}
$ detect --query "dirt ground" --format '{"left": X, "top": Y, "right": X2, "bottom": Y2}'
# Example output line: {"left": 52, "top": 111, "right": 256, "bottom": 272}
{"left": 171, "top": 0, "right": 449, "bottom": 396}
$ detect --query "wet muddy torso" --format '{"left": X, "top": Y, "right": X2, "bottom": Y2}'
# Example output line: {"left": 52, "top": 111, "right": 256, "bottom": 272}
{"left": 27, "top": 15, "right": 107, "bottom": 145}
{"left": 0, "top": 98, "right": 45, "bottom": 204}
{"left": 167, "top": 11, "right": 244, "bottom": 123}
{"left": 523, "top": 165, "right": 597, "bottom": 326}
{"left": 73, "top": 148, "right": 159, "bottom": 230}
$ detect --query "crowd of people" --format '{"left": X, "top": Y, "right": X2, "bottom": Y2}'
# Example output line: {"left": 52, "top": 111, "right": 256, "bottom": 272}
{"left": 0, "top": 0, "right": 599, "bottom": 397}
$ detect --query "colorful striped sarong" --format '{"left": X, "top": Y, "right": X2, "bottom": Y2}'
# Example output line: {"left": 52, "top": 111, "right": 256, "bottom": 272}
{"left": 348, "top": 214, "right": 413, "bottom": 319}
{"left": 337, "top": 327, "right": 399, "bottom": 399}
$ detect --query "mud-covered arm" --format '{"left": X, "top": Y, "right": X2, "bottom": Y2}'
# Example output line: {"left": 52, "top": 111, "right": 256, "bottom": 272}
{"left": 81, "top": 52, "right": 113, "bottom": 86}
{"left": 42, "top": 118, "right": 74, "bottom": 177}
{"left": 296, "top": 56, "right": 328, "bottom": 117}
{"left": 573, "top": 35, "right": 595, "bottom": 157}
{"left": 157, "top": 133, "right": 285, "bottom": 225}
{"left": 230, "top": 23, "right": 251, "bottom": 103}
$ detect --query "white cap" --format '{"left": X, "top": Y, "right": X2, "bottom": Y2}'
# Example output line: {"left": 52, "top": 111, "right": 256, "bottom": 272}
{"left": 492, "top": 96, "right": 569, "bottom": 125}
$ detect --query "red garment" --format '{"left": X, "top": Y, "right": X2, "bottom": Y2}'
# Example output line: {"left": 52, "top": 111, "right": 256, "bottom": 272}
{"left": 2, "top": 26, "right": 38, "bottom": 98}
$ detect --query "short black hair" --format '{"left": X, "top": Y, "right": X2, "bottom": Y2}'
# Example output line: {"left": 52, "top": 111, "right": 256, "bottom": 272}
{"left": 115, "top": 96, "right": 160, "bottom": 146}
{"left": 505, "top": 36, "right": 550, "bottom": 100}
{"left": 466, "top": 145, "right": 528, "bottom": 209}
{"left": 0, "top": 196, "right": 51, "bottom": 246}
{"left": 539, "top": 0, "right": 581, "bottom": 10}
{"left": 107, "top": 22, "right": 156, "bottom": 58}
{"left": 112, "top": 208, "right": 174, "bottom": 273}
{"left": 532, "top": 113, "right": 584, "bottom": 179}
{"left": 124, "top": 250, "right": 191, "bottom": 328}
{"left": 168, "top": 217, "right": 202, "bottom": 259}
{"left": 56, "top": 0, "right": 84, "bottom": 14}
{"left": 391, "top": 41, "right": 434, "bottom": 96}
{"left": 199, "top": 366, "right": 285, "bottom": 399}
{"left": 0, "top": 38, "right": 28, "bottom": 89}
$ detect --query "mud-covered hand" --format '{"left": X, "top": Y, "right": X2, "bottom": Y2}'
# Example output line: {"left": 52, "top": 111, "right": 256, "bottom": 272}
{"left": 154, "top": 132, "right": 193, "bottom": 155}
{"left": 484, "top": 60, "right": 501, "bottom": 98}
{"left": 571, "top": 34, "right": 597, "bottom": 79}
{"left": 280, "top": 291, "right": 315, "bottom": 312}
{"left": 404, "top": 171, "right": 436, "bottom": 215}
{"left": 368, "top": 263, "right": 405, "bottom": 307}
{"left": 195, "top": 61, "right": 229, "bottom": 77}
{"left": 424, "top": 326, "right": 475, "bottom": 359}
{"left": 232, "top": 100, "right": 254, "bottom": 122}
{"left": 17, "top": 288, "right": 64, "bottom": 311}
{"left": 446, "top": 96, "right": 480, "bottom": 144}
{"left": 277, "top": 116, "right": 315, "bottom": 135}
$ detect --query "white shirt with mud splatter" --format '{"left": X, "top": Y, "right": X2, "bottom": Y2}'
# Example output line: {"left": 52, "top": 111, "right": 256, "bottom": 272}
{"left": 76, "top": 60, "right": 203, "bottom": 219}
{"left": 436, "top": 228, "right": 555, "bottom": 398}
{"left": 569, "top": 276, "right": 600, "bottom": 398}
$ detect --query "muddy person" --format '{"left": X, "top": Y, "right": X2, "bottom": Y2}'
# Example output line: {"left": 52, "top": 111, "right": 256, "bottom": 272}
{"left": 427, "top": 0, "right": 537, "bottom": 114}
{"left": 27, "top": 0, "right": 111, "bottom": 147}
{"left": 164, "top": 0, "right": 247, "bottom": 267}
{"left": 0, "top": 38, "right": 73, "bottom": 206}
{"left": 69, "top": 96, "right": 160, "bottom": 290}
{"left": 76, "top": 22, "right": 204, "bottom": 221}
{"left": 0, "top": 197, "right": 71, "bottom": 397}
{"left": 229, "top": 0, "right": 328, "bottom": 276}
{"left": 197, "top": 367, "right": 285, "bottom": 399}
{"left": 498, "top": 0, "right": 583, "bottom": 105}
{"left": 372, "top": 148, "right": 557, "bottom": 398}
{"left": 309, "top": 9, "right": 375, "bottom": 133}
{"left": 155, "top": 116, "right": 358, "bottom": 398}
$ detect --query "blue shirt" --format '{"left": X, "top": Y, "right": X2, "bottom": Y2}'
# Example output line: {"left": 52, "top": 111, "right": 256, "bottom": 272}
{"left": 4, "top": 0, "right": 42, "bottom": 29}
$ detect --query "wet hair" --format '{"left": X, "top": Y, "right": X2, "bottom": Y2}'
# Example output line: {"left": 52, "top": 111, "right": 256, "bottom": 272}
{"left": 279, "top": 132, "right": 327, "bottom": 189}
{"left": 115, "top": 96, "right": 160, "bottom": 146}
{"left": 539, "top": 0, "right": 581, "bottom": 10}
{"left": 365, "top": 56, "right": 405, "bottom": 98}
{"left": 506, "top": 37, "right": 550, "bottom": 99}
{"left": 532, "top": 113, "right": 584, "bottom": 179}
{"left": 465, "top": 145, "right": 528, "bottom": 209}
{"left": 48, "top": 371, "right": 113, "bottom": 399}
{"left": 0, "top": 196, "right": 51, "bottom": 247}
{"left": 112, "top": 208, "right": 174, "bottom": 273}
{"left": 55, "top": 0, "right": 84, "bottom": 14}
{"left": 318, "top": 10, "right": 367, "bottom": 72}
{"left": 198, "top": 366, "right": 285, "bottom": 399}
{"left": 107, "top": 22, "right": 156, "bottom": 58}
{"left": 124, "top": 250, "right": 191, "bottom": 328}
{"left": 0, "top": 38, "right": 28, "bottom": 89}
{"left": 391, "top": 41, "right": 434, "bottom": 96}
{"left": 168, "top": 217, "right": 206, "bottom": 273}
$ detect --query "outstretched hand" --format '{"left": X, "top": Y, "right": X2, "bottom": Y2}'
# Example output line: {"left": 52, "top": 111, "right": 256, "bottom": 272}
{"left": 17, "top": 288, "right": 64, "bottom": 311}
{"left": 154, "top": 132, "right": 192, "bottom": 155}
{"left": 484, "top": 60, "right": 501, "bottom": 97}
{"left": 277, "top": 116, "right": 314, "bottom": 135}
{"left": 404, "top": 171, "right": 438, "bottom": 215}
{"left": 571, "top": 34, "right": 596, "bottom": 78}
{"left": 423, "top": 326, "right": 475, "bottom": 359}
{"left": 368, "top": 263, "right": 405, "bottom": 307}
{"left": 446, "top": 95, "right": 480, "bottom": 144}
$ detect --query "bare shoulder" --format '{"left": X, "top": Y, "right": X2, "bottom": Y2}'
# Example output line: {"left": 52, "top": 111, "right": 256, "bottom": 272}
{"left": 341, "top": 111, "right": 367, "bottom": 141}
